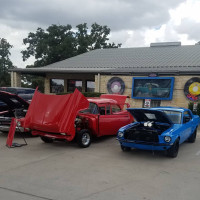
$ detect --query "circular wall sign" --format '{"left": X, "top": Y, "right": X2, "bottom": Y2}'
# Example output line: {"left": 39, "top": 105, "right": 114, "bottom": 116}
{"left": 107, "top": 77, "right": 125, "bottom": 94}
{"left": 184, "top": 77, "right": 200, "bottom": 101}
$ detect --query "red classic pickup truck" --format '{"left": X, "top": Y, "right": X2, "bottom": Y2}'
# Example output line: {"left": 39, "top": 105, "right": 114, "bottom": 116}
{"left": 19, "top": 89, "right": 133, "bottom": 148}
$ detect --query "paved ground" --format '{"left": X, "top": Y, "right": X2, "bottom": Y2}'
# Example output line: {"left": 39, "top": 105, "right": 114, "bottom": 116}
{"left": 0, "top": 130, "right": 200, "bottom": 200}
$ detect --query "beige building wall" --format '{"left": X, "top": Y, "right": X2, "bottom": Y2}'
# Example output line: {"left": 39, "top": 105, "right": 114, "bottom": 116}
{"left": 95, "top": 75, "right": 199, "bottom": 108}
{"left": 44, "top": 73, "right": 95, "bottom": 94}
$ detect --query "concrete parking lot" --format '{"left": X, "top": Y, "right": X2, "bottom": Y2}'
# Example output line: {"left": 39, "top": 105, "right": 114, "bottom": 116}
{"left": 0, "top": 130, "right": 200, "bottom": 200}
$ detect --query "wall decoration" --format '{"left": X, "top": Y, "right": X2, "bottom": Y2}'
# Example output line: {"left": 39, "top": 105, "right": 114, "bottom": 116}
{"left": 144, "top": 99, "right": 151, "bottom": 108}
{"left": 132, "top": 77, "right": 175, "bottom": 100}
{"left": 107, "top": 77, "right": 125, "bottom": 94}
{"left": 184, "top": 77, "right": 200, "bottom": 101}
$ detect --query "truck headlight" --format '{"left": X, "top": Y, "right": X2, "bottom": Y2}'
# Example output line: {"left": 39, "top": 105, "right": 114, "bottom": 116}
{"left": 164, "top": 136, "right": 171, "bottom": 143}
{"left": 118, "top": 132, "right": 124, "bottom": 137}
{"left": 17, "top": 121, "right": 21, "bottom": 127}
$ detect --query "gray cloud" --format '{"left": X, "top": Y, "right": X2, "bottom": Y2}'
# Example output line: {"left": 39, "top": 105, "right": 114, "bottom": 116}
{"left": 175, "top": 19, "right": 200, "bottom": 41}
{"left": 0, "top": 0, "right": 185, "bottom": 31}
{"left": 1, "top": 0, "right": 194, "bottom": 67}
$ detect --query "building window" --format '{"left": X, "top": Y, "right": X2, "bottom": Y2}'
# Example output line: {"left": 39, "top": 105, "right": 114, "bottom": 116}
{"left": 67, "top": 80, "right": 82, "bottom": 92}
{"left": 50, "top": 79, "right": 64, "bottom": 93}
{"left": 143, "top": 100, "right": 161, "bottom": 108}
{"left": 86, "top": 80, "right": 95, "bottom": 92}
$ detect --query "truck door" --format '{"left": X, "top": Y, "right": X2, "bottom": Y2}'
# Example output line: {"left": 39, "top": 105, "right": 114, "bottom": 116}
{"left": 98, "top": 104, "right": 130, "bottom": 136}
{"left": 98, "top": 104, "right": 113, "bottom": 136}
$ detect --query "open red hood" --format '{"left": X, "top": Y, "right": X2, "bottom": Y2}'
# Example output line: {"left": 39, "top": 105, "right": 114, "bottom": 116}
{"left": 23, "top": 89, "right": 89, "bottom": 136}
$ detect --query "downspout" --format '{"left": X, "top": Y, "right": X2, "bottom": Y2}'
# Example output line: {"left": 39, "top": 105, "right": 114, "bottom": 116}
{"left": 98, "top": 73, "right": 101, "bottom": 93}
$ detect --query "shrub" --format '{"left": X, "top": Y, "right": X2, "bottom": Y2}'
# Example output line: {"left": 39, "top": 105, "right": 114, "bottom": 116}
{"left": 188, "top": 102, "right": 193, "bottom": 112}
{"left": 188, "top": 102, "right": 200, "bottom": 116}
{"left": 196, "top": 103, "right": 200, "bottom": 116}
{"left": 56, "top": 92, "right": 104, "bottom": 97}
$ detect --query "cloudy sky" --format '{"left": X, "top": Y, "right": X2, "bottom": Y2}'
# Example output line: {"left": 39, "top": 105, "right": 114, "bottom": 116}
{"left": 0, "top": 0, "right": 200, "bottom": 68}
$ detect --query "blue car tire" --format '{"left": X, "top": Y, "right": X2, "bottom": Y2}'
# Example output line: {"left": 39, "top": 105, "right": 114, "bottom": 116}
{"left": 121, "top": 145, "right": 131, "bottom": 152}
{"left": 167, "top": 139, "right": 179, "bottom": 158}
{"left": 188, "top": 128, "right": 197, "bottom": 143}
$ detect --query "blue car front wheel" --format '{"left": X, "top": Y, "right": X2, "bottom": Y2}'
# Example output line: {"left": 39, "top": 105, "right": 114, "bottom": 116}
{"left": 166, "top": 139, "right": 179, "bottom": 158}
{"left": 121, "top": 145, "right": 131, "bottom": 152}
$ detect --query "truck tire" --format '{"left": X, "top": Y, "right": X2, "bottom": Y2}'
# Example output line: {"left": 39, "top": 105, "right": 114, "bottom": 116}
{"left": 77, "top": 129, "right": 91, "bottom": 148}
{"left": 188, "top": 128, "right": 197, "bottom": 143}
{"left": 166, "top": 139, "right": 179, "bottom": 158}
{"left": 40, "top": 136, "right": 54, "bottom": 143}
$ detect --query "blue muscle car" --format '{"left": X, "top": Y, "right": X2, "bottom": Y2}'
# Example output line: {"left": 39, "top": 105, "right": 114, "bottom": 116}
{"left": 117, "top": 107, "right": 200, "bottom": 158}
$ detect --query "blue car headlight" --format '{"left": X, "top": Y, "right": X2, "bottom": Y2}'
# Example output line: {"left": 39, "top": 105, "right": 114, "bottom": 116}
{"left": 118, "top": 132, "right": 124, "bottom": 137}
{"left": 164, "top": 136, "right": 171, "bottom": 143}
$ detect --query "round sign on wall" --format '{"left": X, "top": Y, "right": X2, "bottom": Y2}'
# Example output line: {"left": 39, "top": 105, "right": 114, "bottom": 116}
{"left": 107, "top": 77, "right": 125, "bottom": 94}
{"left": 184, "top": 77, "right": 200, "bottom": 101}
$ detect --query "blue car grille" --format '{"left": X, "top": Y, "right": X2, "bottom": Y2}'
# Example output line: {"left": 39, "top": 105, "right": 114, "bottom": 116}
{"left": 124, "top": 129, "right": 159, "bottom": 143}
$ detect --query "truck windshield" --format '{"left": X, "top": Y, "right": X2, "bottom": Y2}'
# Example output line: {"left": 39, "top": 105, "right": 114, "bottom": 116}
{"left": 80, "top": 103, "right": 99, "bottom": 114}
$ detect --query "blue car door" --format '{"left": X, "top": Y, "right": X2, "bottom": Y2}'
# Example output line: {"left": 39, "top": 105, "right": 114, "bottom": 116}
{"left": 181, "top": 111, "right": 193, "bottom": 142}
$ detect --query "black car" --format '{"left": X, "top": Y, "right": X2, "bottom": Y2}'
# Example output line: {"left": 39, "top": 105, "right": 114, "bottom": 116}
{"left": 0, "top": 91, "right": 29, "bottom": 132}
{"left": 0, "top": 87, "right": 35, "bottom": 102}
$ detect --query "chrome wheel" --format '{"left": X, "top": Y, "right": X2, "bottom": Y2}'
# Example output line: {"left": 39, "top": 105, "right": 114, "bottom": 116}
{"left": 77, "top": 129, "right": 91, "bottom": 148}
{"left": 82, "top": 132, "right": 90, "bottom": 146}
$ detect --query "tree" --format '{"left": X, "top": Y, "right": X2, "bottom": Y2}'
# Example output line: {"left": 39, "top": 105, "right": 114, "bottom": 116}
{"left": 89, "top": 23, "right": 121, "bottom": 50}
{"left": 76, "top": 23, "right": 121, "bottom": 54}
{"left": 22, "top": 23, "right": 121, "bottom": 67}
{"left": 21, "top": 23, "right": 121, "bottom": 91}
{"left": 22, "top": 24, "right": 76, "bottom": 67}
{"left": 76, "top": 23, "right": 91, "bottom": 54}
{"left": 0, "top": 38, "right": 14, "bottom": 86}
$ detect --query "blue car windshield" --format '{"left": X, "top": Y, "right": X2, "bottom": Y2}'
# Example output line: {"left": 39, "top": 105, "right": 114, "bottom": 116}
{"left": 162, "top": 110, "right": 182, "bottom": 124}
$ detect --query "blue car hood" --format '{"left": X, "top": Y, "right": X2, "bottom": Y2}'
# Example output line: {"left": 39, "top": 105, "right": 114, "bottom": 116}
{"left": 127, "top": 108, "right": 172, "bottom": 125}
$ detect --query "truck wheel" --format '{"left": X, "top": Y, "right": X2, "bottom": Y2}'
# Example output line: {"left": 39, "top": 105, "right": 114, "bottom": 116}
{"left": 188, "top": 129, "right": 197, "bottom": 143}
{"left": 77, "top": 129, "right": 91, "bottom": 148}
{"left": 40, "top": 136, "right": 54, "bottom": 143}
{"left": 166, "top": 139, "right": 179, "bottom": 158}
{"left": 121, "top": 145, "right": 131, "bottom": 152}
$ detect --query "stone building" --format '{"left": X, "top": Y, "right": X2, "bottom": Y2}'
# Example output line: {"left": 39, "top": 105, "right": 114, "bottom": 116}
{"left": 10, "top": 42, "right": 200, "bottom": 108}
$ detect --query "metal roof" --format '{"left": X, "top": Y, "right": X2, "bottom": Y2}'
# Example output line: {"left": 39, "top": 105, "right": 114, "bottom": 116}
{"left": 11, "top": 43, "right": 200, "bottom": 75}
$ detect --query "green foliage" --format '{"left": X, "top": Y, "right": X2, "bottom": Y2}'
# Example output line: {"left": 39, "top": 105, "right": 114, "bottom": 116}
{"left": 82, "top": 92, "right": 104, "bottom": 97}
{"left": 22, "top": 25, "right": 76, "bottom": 67}
{"left": 21, "top": 74, "right": 44, "bottom": 93}
{"left": 0, "top": 38, "right": 14, "bottom": 86}
{"left": 22, "top": 23, "right": 121, "bottom": 67}
{"left": 188, "top": 101, "right": 200, "bottom": 116}
{"left": 188, "top": 102, "right": 193, "bottom": 112}
{"left": 196, "top": 103, "right": 200, "bottom": 116}
{"left": 57, "top": 92, "right": 103, "bottom": 97}
{"left": 21, "top": 23, "right": 121, "bottom": 90}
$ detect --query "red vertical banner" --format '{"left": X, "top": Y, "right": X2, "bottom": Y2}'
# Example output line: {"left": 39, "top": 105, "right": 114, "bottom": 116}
{"left": 6, "top": 118, "right": 17, "bottom": 148}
